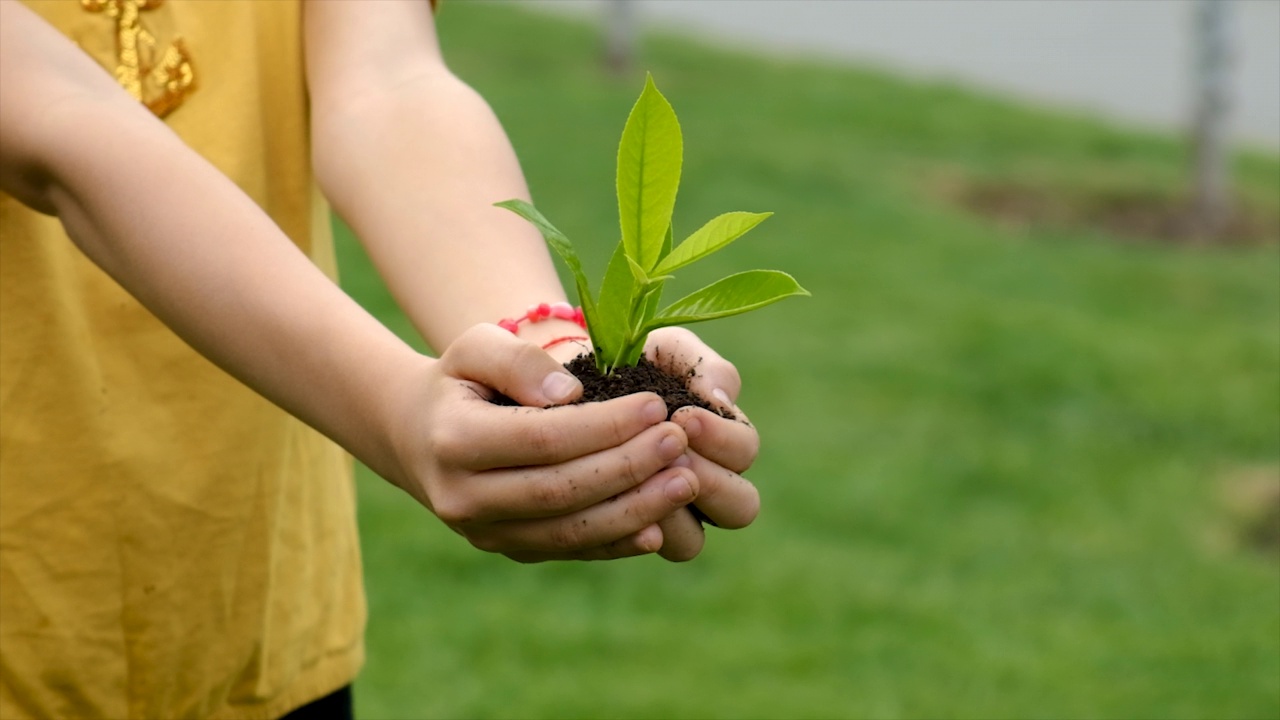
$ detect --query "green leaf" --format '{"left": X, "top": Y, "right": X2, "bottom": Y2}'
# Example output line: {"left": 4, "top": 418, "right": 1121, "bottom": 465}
{"left": 494, "top": 199, "right": 606, "bottom": 350}
{"left": 637, "top": 274, "right": 665, "bottom": 326}
{"left": 653, "top": 212, "right": 772, "bottom": 276}
{"left": 503, "top": 78, "right": 808, "bottom": 374}
{"left": 494, "top": 199, "right": 584, "bottom": 283}
{"left": 647, "top": 270, "right": 809, "bottom": 330}
{"left": 619, "top": 255, "right": 670, "bottom": 369}
{"left": 619, "top": 220, "right": 676, "bottom": 367}
{"left": 624, "top": 255, "right": 673, "bottom": 287}
{"left": 625, "top": 255, "right": 650, "bottom": 287}
{"left": 595, "top": 243, "right": 637, "bottom": 371}
{"left": 617, "top": 74, "right": 682, "bottom": 273}
{"left": 621, "top": 338, "right": 648, "bottom": 368}
{"left": 623, "top": 283, "right": 665, "bottom": 366}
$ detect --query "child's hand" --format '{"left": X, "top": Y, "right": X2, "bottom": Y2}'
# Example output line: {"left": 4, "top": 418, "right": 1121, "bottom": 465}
{"left": 388, "top": 324, "right": 699, "bottom": 563}
{"left": 644, "top": 327, "right": 763, "bottom": 561}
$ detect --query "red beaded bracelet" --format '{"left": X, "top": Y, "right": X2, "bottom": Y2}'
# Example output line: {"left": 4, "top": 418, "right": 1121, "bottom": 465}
{"left": 497, "top": 302, "right": 586, "bottom": 335}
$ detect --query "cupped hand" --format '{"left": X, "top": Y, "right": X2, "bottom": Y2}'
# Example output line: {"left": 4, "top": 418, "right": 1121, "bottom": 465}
{"left": 387, "top": 324, "right": 699, "bottom": 562}
{"left": 644, "top": 327, "right": 762, "bottom": 561}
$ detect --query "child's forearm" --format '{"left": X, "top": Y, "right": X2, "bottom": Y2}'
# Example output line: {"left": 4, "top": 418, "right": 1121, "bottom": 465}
{"left": 54, "top": 103, "right": 423, "bottom": 479}
{"left": 306, "top": 3, "right": 582, "bottom": 352}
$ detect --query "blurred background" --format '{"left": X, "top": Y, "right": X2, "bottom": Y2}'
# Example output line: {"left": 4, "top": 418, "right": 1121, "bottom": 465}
{"left": 335, "top": 1, "right": 1279, "bottom": 718}
{"left": 537, "top": 0, "right": 1280, "bottom": 149}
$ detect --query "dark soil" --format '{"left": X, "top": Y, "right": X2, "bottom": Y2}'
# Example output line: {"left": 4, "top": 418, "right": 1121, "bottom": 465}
{"left": 491, "top": 352, "right": 733, "bottom": 420}
{"left": 1246, "top": 498, "right": 1280, "bottom": 555}
{"left": 1218, "top": 465, "right": 1280, "bottom": 558}
{"left": 563, "top": 353, "right": 732, "bottom": 420}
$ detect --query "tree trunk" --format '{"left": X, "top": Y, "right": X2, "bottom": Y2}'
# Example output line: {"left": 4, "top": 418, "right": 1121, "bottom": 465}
{"left": 1190, "top": 0, "right": 1234, "bottom": 241}
{"left": 603, "top": 0, "right": 637, "bottom": 76}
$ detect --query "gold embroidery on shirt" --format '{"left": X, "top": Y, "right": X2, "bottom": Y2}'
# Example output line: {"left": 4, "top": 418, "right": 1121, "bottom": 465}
{"left": 80, "top": 0, "right": 196, "bottom": 118}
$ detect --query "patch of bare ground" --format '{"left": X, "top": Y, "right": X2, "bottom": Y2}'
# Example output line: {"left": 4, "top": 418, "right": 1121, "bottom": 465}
{"left": 1211, "top": 465, "right": 1280, "bottom": 559}
{"left": 948, "top": 181, "right": 1279, "bottom": 247}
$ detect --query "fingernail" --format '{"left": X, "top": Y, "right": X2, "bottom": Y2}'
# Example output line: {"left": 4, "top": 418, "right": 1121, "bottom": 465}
{"left": 664, "top": 475, "right": 694, "bottom": 504}
{"left": 542, "top": 372, "right": 580, "bottom": 403}
{"left": 712, "top": 388, "right": 732, "bottom": 408}
{"left": 683, "top": 416, "right": 703, "bottom": 440}
{"left": 658, "top": 433, "right": 683, "bottom": 459}
{"left": 643, "top": 399, "right": 667, "bottom": 424}
{"left": 670, "top": 453, "right": 692, "bottom": 469}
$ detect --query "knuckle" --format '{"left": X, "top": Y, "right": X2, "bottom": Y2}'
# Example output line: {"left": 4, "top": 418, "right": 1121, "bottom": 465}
{"left": 620, "top": 492, "right": 665, "bottom": 529}
{"left": 521, "top": 421, "right": 558, "bottom": 459}
{"left": 468, "top": 532, "right": 503, "bottom": 554}
{"left": 606, "top": 392, "right": 661, "bottom": 435}
{"left": 499, "top": 341, "right": 548, "bottom": 387}
{"left": 459, "top": 322, "right": 498, "bottom": 348}
{"left": 430, "top": 492, "right": 476, "bottom": 527}
{"left": 530, "top": 476, "right": 574, "bottom": 513}
{"left": 606, "top": 403, "right": 638, "bottom": 445}
{"left": 513, "top": 340, "right": 547, "bottom": 368}
{"left": 430, "top": 423, "right": 470, "bottom": 466}
{"left": 618, "top": 451, "right": 644, "bottom": 485}
{"left": 547, "top": 520, "right": 586, "bottom": 551}
{"left": 440, "top": 324, "right": 487, "bottom": 369}
{"left": 597, "top": 537, "right": 639, "bottom": 560}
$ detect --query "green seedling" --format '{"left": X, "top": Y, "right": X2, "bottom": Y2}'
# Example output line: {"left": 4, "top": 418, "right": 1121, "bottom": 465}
{"left": 497, "top": 74, "right": 808, "bottom": 375}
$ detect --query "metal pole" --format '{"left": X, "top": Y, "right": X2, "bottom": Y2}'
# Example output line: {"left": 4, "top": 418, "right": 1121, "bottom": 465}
{"left": 604, "top": 0, "right": 637, "bottom": 75}
{"left": 1191, "top": 0, "right": 1234, "bottom": 241}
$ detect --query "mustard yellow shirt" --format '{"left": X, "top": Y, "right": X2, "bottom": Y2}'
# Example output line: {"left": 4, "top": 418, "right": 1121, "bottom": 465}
{"left": 1, "top": 2, "right": 365, "bottom": 717}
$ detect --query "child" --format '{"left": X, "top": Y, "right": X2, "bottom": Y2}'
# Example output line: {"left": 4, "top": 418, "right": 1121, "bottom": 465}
{"left": 0, "top": 1, "right": 761, "bottom": 717}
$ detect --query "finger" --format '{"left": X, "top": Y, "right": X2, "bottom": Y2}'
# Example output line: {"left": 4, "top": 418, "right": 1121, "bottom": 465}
{"left": 473, "top": 467, "right": 698, "bottom": 553}
{"left": 671, "top": 405, "right": 759, "bottom": 474}
{"left": 441, "top": 323, "right": 583, "bottom": 407}
{"left": 504, "top": 525, "right": 663, "bottom": 563}
{"left": 646, "top": 327, "right": 743, "bottom": 405}
{"left": 439, "top": 388, "right": 669, "bottom": 470}
{"left": 442, "top": 423, "right": 687, "bottom": 523}
{"left": 657, "top": 508, "right": 705, "bottom": 562}
{"left": 682, "top": 451, "right": 759, "bottom": 530}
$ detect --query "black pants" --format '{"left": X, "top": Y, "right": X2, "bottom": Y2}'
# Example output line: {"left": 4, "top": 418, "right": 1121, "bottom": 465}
{"left": 280, "top": 685, "right": 353, "bottom": 720}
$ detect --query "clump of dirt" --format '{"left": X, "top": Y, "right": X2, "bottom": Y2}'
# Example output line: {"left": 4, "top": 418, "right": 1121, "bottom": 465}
{"left": 563, "top": 353, "right": 731, "bottom": 420}
{"left": 953, "top": 182, "right": 1279, "bottom": 247}
{"left": 491, "top": 352, "right": 733, "bottom": 420}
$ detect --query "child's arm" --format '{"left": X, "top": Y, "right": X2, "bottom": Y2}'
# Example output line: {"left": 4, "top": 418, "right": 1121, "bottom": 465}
{"left": 304, "top": 0, "right": 761, "bottom": 558}
{"left": 0, "top": 0, "right": 697, "bottom": 562}
{"left": 304, "top": 0, "right": 580, "bottom": 351}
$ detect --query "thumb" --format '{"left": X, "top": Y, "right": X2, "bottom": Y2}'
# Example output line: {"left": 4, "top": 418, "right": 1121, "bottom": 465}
{"left": 441, "top": 324, "right": 583, "bottom": 407}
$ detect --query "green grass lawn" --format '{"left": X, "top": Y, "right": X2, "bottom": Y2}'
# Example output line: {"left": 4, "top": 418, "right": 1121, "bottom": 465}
{"left": 335, "top": 4, "right": 1280, "bottom": 719}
